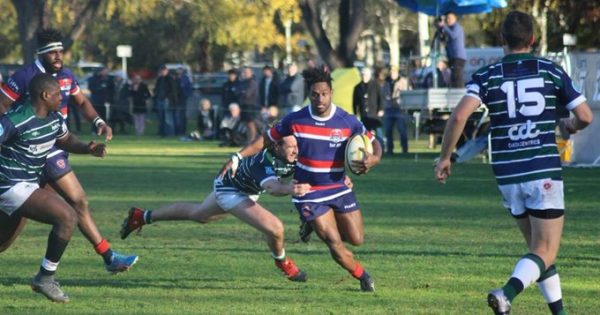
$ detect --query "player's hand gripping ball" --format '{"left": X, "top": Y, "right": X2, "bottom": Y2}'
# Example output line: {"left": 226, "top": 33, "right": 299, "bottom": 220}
{"left": 345, "top": 134, "right": 373, "bottom": 175}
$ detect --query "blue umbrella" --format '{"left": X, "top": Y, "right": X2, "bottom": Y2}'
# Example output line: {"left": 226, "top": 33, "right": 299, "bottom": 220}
{"left": 396, "top": 0, "right": 507, "bottom": 16}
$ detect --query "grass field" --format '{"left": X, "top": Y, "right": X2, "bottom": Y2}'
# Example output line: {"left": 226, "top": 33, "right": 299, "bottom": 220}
{"left": 0, "top": 134, "right": 599, "bottom": 315}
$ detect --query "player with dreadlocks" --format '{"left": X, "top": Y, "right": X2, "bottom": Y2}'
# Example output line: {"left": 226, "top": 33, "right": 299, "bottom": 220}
{"left": 0, "top": 28, "right": 138, "bottom": 273}
{"left": 218, "top": 65, "right": 382, "bottom": 292}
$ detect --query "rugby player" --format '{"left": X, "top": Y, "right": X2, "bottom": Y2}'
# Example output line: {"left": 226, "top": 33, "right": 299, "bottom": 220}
{"left": 121, "top": 136, "right": 311, "bottom": 281}
{"left": 218, "top": 65, "right": 382, "bottom": 292}
{"left": 0, "top": 29, "right": 138, "bottom": 272}
{"left": 0, "top": 74, "right": 107, "bottom": 302}
{"left": 435, "top": 11, "right": 593, "bottom": 315}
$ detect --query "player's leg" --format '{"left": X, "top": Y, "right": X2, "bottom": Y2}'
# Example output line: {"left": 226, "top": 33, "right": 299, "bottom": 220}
{"left": 229, "top": 199, "right": 306, "bottom": 282}
{"left": 530, "top": 215, "right": 565, "bottom": 315}
{"left": 335, "top": 210, "right": 364, "bottom": 246}
{"left": 43, "top": 153, "right": 138, "bottom": 273}
{"left": 16, "top": 187, "right": 77, "bottom": 303}
{"left": 311, "top": 208, "right": 374, "bottom": 291}
{"left": 332, "top": 192, "right": 364, "bottom": 246}
{"left": 490, "top": 180, "right": 566, "bottom": 314}
{"left": 0, "top": 212, "right": 27, "bottom": 253}
{"left": 121, "top": 192, "right": 228, "bottom": 239}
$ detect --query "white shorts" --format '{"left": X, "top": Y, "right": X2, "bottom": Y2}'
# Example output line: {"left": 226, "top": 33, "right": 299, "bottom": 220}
{"left": 0, "top": 182, "right": 39, "bottom": 216}
{"left": 214, "top": 180, "right": 259, "bottom": 212}
{"left": 498, "top": 178, "right": 564, "bottom": 218}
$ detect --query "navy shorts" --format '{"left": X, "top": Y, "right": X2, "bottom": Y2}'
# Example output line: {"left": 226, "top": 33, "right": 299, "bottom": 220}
{"left": 41, "top": 150, "right": 72, "bottom": 184}
{"left": 294, "top": 191, "right": 360, "bottom": 222}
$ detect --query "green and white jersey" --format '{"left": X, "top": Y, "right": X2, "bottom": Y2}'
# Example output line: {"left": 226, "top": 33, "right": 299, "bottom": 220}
{"left": 465, "top": 53, "right": 586, "bottom": 185}
{"left": 0, "top": 102, "right": 68, "bottom": 193}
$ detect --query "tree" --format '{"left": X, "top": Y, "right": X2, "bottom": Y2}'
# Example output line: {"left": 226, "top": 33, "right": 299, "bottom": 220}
{"left": 300, "top": 0, "right": 365, "bottom": 69}
{"left": 366, "top": 0, "right": 417, "bottom": 67}
{"left": 9, "top": 0, "right": 103, "bottom": 64}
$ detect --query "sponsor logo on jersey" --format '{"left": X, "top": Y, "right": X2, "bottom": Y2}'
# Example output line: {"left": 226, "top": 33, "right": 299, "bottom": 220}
{"left": 265, "top": 167, "right": 275, "bottom": 175}
{"left": 508, "top": 120, "right": 539, "bottom": 141}
{"left": 28, "top": 140, "right": 56, "bottom": 154}
{"left": 0, "top": 124, "right": 3, "bottom": 137}
{"left": 329, "top": 128, "right": 344, "bottom": 148}
{"left": 58, "top": 78, "right": 72, "bottom": 92}
{"left": 543, "top": 181, "right": 552, "bottom": 190}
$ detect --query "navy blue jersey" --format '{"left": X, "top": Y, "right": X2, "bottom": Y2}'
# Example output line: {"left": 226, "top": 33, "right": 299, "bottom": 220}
{"left": 0, "top": 102, "right": 68, "bottom": 193}
{"left": 0, "top": 60, "right": 80, "bottom": 118}
{"left": 466, "top": 53, "right": 586, "bottom": 184}
{"left": 268, "top": 105, "right": 372, "bottom": 202}
{"left": 217, "top": 149, "right": 294, "bottom": 195}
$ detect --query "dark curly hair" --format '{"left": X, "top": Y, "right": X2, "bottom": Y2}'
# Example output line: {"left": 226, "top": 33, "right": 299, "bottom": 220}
{"left": 302, "top": 65, "right": 333, "bottom": 89}
{"left": 37, "top": 28, "right": 63, "bottom": 48}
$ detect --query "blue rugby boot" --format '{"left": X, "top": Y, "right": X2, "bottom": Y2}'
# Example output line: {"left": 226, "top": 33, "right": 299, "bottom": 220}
{"left": 105, "top": 252, "right": 139, "bottom": 273}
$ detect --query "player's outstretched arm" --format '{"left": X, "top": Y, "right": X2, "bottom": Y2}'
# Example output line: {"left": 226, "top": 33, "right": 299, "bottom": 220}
{"left": 56, "top": 133, "right": 107, "bottom": 158}
{"left": 71, "top": 92, "right": 113, "bottom": 141}
{"left": 435, "top": 95, "right": 480, "bottom": 184}
{"left": 217, "top": 133, "right": 268, "bottom": 178}
{"left": 262, "top": 178, "right": 311, "bottom": 197}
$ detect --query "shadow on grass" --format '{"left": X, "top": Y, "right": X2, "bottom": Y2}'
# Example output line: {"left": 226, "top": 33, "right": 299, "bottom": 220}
{"left": 0, "top": 276, "right": 307, "bottom": 291}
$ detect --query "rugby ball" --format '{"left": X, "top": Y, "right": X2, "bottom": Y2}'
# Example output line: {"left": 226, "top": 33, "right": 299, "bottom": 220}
{"left": 345, "top": 134, "right": 373, "bottom": 175}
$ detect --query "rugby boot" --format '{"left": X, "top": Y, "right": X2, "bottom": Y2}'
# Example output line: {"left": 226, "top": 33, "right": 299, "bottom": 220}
{"left": 275, "top": 257, "right": 307, "bottom": 282}
{"left": 298, "top": 220, "right": 313, "bottom": 243}
{"left": 359, "top": 272, "right": 375, "bottom": 292}
{"left": 487, "top": 288, "right": 512, "bottom": 315}
{"left": 120, "top": 207, "right": 145, "bottom": 240}
{"left": 31, "top": 274, "right": 70, "bottom": 303}
{"left": 105, "top": 252, "right": 139, "bottom": 273}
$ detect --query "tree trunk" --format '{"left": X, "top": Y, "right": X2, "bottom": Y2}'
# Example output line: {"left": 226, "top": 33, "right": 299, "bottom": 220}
{"left": 11, "top": 0, "right": 46, "bottom": 65}
{"left": 385, "top": 12, "right": 400, "bottom": 67}
{"left": 299, "top": 0, "right": 341, "bottom": 69}
{"left": 11, "top": 0, "right": 102, "bottom": 65}
{"left": 338, "top": 0, "right": 365, "bottom": 67}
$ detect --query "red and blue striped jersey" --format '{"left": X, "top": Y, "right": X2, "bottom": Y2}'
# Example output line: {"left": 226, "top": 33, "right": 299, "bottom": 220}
{"left": 268, "top": 105, "right": 373, "bottom": 202}
{"left": 0, "top": 60, "right": 80, "bottom": 118}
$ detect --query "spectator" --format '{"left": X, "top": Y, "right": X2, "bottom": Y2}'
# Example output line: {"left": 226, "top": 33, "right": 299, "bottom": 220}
{"left": 437, "top": 11, "right": 467, "bottom": 87}
{"left": 423, "top": 59, "right": 450, "bottom": 88}
{"left": 87, "top": 67, "right": 114, "bottom": 126}
{"left": 154, "top": 65, "right": 179, "bottom": 137}
{"left": 176, "top": 67, "right": 193, "bottom": 135}
{"left": 237, "top": 67, "right": 259, "bottom": 142}
{"left": 129, "top": 75, "right": 151, "bottom": 135}
{"left": 189, "top": 98, "right": 215, "bottom": 140}
{"left": 220, "top": 69, "right": 239, "bottom": 138}
{"left": 111, "top": 75, "right": 131, "bottom": 134}
{"left": 219, "top": 103, "right": 247, "bottom": 147}
{"left": 279, "top": 62, "right": 305, "bottom": 113}
{"left": 259, "top": 65, "right": 280, "bottom": 111}
{"left": 383, "top": 67, "right": 411, "bottom": 154}
{"left": 353, "top": 67, "right": 384, "bottom": 145}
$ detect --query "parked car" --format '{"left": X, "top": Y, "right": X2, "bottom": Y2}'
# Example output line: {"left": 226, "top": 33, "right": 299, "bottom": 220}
{"left": 192, "top": 72, "right": 228, "bottom": 95}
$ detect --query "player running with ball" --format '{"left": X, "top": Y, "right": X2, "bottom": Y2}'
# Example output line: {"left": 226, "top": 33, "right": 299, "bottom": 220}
{"left": 435, "top": 11, "right": 593, "bottom": 315}
{"left": 219, "top": 65, "right": 382, "bottom": 292}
